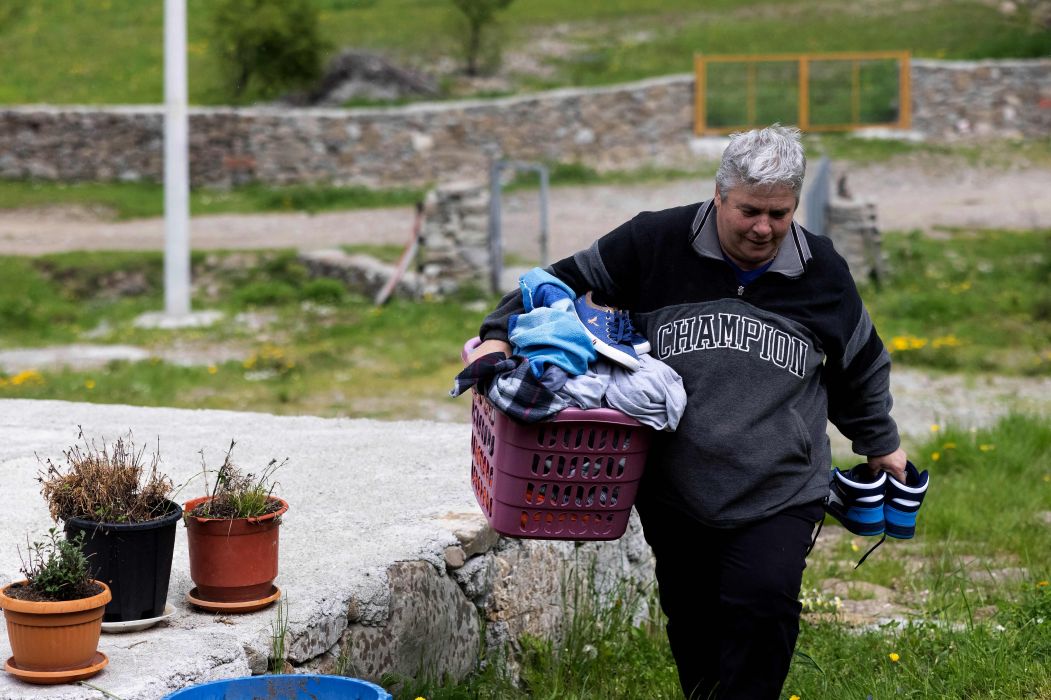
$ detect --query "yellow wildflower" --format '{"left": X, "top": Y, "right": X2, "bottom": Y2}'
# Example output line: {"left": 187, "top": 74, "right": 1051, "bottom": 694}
{"left": 979, "top": 444, "right": 995, "bottom": 452}
{"left": 10, "top": 369, "right": 45, "bottom": 386}
{"left": 790, "top": 695, "right": 801, "bottom": 700}
{"left": 1038, "top": 581, "right": 1049, "bottom": 588}
{"left": 930, "top": 424, "right": 940, "bottom": 433}
{"left": 207, "top": 365, "right": 218, "bottom": 375}
{"left": 943, "top": 442, "right": 957, "bottom": 450}
{"left": 851, "top": 541, "right": 860, "bottom": 553}
{"left": 889, "top": 652, "right": 900, "bottom": 662}
{"left": 931, "top": 452, "right": 941, "bottom": 462}
{"left": 84, "top": 379, "right": 96, "bottom": 390}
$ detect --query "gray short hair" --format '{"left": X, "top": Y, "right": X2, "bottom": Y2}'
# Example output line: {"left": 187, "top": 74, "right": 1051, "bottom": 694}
{"left": 715, "top": 124, "right": 807, "bottom": 200}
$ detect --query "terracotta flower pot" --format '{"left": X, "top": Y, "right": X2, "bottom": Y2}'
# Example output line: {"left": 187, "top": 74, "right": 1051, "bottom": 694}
{"left": 0, "top": 580, "right": 111, "bottom": 672}
{"left": 183, "top": 496, "right": 288, "bottom": 603}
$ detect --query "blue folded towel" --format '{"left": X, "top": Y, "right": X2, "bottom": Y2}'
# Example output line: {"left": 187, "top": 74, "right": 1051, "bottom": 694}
{"left": 509, "top": 307, "right": 596, "bottom": 378}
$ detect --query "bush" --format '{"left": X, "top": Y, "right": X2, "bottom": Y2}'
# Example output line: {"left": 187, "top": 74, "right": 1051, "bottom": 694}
{"left": 301, "top": 278, "right": 348, "bottom": 304}
{"left": 234, "top": 280, "right": 298, "bottom": 307}
{"left": 210, "top": 0, "right": 325, "bottom": 100}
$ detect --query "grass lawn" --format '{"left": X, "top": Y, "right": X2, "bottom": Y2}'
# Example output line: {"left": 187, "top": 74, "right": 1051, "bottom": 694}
{"left": 0, "top": 0, "right": 1047, "bottom": 105}
{"left": 0, "top": 227, "right": 1048, "bottom": 418}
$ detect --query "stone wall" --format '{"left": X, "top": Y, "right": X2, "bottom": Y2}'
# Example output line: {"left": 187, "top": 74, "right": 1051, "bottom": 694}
{"left": 0, "top": 59, "right": 1048, "bottom": 188}
{"left": 0, "top": 75, "right": 696, "bottom": 188}
{"left": 910, "top": 58, "right": 1051, "bottom": 139}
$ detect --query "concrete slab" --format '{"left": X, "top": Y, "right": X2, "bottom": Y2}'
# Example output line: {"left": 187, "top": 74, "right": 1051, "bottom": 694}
{"left": 0, "top": 399, "right": 652, "bottom": 699}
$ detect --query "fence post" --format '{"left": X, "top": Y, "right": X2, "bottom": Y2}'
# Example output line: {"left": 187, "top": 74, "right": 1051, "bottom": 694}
{"left": 488, "top": 160, "right": 504, "bottom": 295}
{"left": 798, "top": 55, "right": 810, "bottom": 132}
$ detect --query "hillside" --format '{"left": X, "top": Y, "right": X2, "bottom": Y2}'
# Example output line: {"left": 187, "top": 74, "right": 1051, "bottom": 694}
{"left": 0, "top": 0, "right": 1047, "bottom": 106}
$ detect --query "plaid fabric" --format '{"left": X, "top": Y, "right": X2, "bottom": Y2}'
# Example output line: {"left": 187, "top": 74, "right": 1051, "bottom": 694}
{"left": 487, "top": 357, "right": 569, "bottom": 423}
{"left": 451, "top": 353, "right": 568, "bottom": 423}
{"left": 449, "top": 352, "right": 517, "bottom": 397}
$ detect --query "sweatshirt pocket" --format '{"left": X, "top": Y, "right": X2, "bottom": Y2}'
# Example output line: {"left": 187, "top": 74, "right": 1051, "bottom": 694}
{"left": 790, "top": 407, "right": 813, "bottom": 463}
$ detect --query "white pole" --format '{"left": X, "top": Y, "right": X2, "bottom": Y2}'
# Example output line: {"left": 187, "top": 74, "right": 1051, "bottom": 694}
{"left": 164, "top": 0, "right": 191, "bottom": 316}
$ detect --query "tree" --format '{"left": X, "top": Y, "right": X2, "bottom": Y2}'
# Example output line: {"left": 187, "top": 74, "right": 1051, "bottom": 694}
{"left": 210, "top": 0, "right": 325, "bottom": 100}
{"left": 449, "top": 0, "right": 515, "bottom": 77}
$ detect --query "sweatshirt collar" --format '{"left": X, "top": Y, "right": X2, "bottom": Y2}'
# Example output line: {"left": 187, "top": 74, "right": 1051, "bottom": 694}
{"left": 689, "top": 198, "right": 812, "bottom": 279}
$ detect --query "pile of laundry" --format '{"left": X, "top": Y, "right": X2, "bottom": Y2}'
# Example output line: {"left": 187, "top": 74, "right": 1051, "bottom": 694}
{"left": 451, "top": 269, "right": 687, "bottom": 430}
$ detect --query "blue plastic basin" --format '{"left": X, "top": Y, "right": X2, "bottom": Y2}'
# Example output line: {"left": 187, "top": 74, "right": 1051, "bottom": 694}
{"left": 163, "top": 674, "right": 392, "bottom": 700}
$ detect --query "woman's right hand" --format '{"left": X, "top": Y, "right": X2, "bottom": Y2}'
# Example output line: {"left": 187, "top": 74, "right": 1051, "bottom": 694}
{"left": 467, "top": 339, "right": 512, "bottom": 365}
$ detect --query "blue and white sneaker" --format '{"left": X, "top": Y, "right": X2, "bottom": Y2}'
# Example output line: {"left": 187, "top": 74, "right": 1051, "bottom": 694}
{"left": 825, "top": 465, "right": 887, "bottom": 537}
{"left": 573, "top": 292, "right": 641, "bottom": 371}
{"left": 883, "top": 461, "right": 929, "bottom": 539}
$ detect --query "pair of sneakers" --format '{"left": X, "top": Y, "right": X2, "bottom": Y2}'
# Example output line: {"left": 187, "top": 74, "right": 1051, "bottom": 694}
{"left": 573, "top": 292, "right": 649, "bottom": 372}
{"left": 825, "top": 461, "right": 930, "bottom": 541}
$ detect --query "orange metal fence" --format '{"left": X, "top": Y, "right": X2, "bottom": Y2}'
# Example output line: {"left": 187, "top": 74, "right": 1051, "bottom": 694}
{"left": 694, "top": 51, "right": 911, "bottom": 135}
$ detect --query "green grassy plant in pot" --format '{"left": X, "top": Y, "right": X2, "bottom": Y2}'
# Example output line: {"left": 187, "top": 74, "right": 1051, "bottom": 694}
{"left": 0, "top": 528, "right": 111, "bottom": 683}
{"left": 39, "top": 429, "right": 181, "bottom": 623}
{"left": 184, "top": 441, "right": 288, "bottom": 609}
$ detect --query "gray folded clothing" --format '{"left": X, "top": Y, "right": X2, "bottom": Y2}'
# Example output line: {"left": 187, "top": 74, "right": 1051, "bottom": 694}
{"left": 604, "top": 354, "right": 687, "bottom": 431}
{"left": 556, "top": 367, "right": 610, "bottom": 409}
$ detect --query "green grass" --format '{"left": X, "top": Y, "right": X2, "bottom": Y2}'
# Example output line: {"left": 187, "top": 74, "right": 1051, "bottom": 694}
{"left": 0, "top": 227, "right": 1047, "bottom": 417}
{"left": 0, "top": 0, "right": 1046, "bottom": 105}
{"left": 863, "top": 229, "right": 1051, "bottom": 375}
{"left": 0, "top": 180, "right": 425, "bottom": 220}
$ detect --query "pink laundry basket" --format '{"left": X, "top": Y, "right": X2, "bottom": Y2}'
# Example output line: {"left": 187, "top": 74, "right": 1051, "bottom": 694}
{"left": 463, "top": 338, "right": 652, "bottom": 541}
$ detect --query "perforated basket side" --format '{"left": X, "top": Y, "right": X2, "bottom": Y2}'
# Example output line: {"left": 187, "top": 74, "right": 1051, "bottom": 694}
{"left": 488, "top": 507, "right": 631, "bottom": 540}
{"left": 470, "top": 392, "right": 497, "bottom": 519}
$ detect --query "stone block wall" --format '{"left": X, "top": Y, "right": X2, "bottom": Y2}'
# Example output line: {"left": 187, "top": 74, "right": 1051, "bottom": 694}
{"left": 0, "top": 75, "right": 696, "bottom": 189}
{"left": 910, "top": 58, "right": 1051, "bottom": 139}
{"left": 1, "top": 59, "right": 1048, "bottom": 189}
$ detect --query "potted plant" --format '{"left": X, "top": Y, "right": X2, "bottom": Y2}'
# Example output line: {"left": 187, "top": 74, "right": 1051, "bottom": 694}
{"left": 0, "top": 528, "right": 111, "bottom": 683}
{"left": 39, "top": 429, "right": 181, "bottom": 624}
{"left": 183, "top": 441, "right": 288, "bottom": 609}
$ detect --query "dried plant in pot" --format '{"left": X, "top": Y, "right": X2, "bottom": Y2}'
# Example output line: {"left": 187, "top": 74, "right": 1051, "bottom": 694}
{"left": 184, "top": 441, "right": 288, "bottom": 609}
{"left": 0, "top": 528, "right": 112, "bottom": 683}
{"left": 39, "top": 429, "right": 181, "bottom": 623}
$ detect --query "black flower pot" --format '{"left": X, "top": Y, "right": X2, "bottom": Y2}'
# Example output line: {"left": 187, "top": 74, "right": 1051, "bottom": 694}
{"left": 64, "top": 499, "right": 183, "bottom": 623}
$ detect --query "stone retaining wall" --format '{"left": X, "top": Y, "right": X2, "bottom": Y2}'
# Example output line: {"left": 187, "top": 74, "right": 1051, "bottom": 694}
{"left": 911, "top": 58, "right": 1051, "bottom": 139}
{"left": 1, "top": 59, "right": 1047, "bottom": 188}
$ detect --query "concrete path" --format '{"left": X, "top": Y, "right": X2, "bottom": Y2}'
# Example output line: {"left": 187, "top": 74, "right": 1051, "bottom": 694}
{"left": 0, "top": 399, "right": 479, "bottom": 699}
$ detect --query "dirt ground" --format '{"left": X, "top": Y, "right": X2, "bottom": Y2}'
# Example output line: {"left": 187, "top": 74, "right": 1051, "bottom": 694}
{"left": 1, "top": 160, "right": 1049, "bottom": 259}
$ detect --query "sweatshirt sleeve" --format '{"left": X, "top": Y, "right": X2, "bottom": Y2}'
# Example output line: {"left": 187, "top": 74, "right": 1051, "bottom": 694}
{"left": 477, "top": 218, "right": 640, "bottom": 341}
{"left": 825, "top": 286, "right": 901, "bottom": 457}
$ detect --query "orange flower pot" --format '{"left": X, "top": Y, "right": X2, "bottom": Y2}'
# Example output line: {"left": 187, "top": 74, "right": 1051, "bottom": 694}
{"left": 183, "top": 496, "right": 288, "bottom": 604}
{"left": 0, "top": 580, "right": 111, "bottom": 672}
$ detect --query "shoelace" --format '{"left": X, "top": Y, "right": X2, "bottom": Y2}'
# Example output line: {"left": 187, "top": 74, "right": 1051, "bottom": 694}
{"left": 605, "top": 310, "right": 636, "bottom": 343}
{"left": 805, "top": 513, "right": 885, "bottom": 568}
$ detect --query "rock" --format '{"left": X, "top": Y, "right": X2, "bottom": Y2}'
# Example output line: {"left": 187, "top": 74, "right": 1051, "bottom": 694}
{"left": 340, "top": 561, "right": 480, "bottom": 684}
{"left": 288, "top": 50, "right": 438, "bottom": 107}
{"left": 444, "top": 545, "right": 467, "bottom": 570}
{"left": 298, "top": 249, "right": 419, "bottom": 300}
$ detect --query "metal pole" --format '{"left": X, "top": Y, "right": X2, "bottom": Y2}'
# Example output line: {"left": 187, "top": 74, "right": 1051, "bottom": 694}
{"left": 164, "top": 0, "right": 191, "bottom": 316}
{"left": 538, "top": 165, "right": 549, "bottom": 268}
{"left": 487, "top": 160, "right": 503, "bottom": 294}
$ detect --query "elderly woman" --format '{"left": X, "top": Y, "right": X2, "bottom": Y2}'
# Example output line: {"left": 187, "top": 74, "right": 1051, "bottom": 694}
{"left": 470, "top": 124, "right": 906, "bottom": 699}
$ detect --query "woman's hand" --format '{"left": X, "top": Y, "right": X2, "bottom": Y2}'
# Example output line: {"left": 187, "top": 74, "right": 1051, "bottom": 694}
{"left": 867, "top": 448, "right": 907, "bottom": 483}
{"left": 466, "top": 339, "right": 512, "bottom": 365}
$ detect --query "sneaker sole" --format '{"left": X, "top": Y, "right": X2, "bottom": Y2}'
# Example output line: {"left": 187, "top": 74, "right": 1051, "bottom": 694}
{"left": 581, "top": 328, "right": 640, "bottom": 371}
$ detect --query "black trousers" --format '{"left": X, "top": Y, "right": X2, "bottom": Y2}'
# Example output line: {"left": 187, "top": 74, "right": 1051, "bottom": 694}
{"left": 637, "top": 499, "right": 823, "bottom": 700}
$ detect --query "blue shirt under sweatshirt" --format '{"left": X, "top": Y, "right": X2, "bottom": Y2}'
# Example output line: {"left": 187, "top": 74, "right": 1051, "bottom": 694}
{"left": 721, "top": 252, "right": 774, "bottom": 286}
